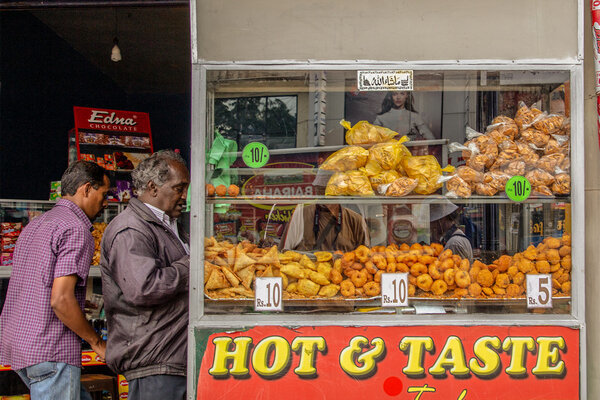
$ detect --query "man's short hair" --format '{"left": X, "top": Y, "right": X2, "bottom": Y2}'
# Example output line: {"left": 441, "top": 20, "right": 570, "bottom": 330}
{"left": 131, "top": 150, "right": 187, "bottom": 194}
{"left": 61, "top": 161, "right": 108, "bottom": 196}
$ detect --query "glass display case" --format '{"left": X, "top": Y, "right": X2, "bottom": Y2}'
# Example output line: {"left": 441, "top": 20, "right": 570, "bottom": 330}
{"left": 198, "top": 67, "right": 578, "bottom": 316}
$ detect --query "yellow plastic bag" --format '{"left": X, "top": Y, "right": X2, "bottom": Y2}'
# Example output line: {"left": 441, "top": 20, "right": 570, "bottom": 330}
{"left": 325, "top": 170, "right": 375, "bottom": 196}
{"left": 341, "top": 119, "right": 398, "bottom": 145}
{"left": 320, "top": 146, "right": 369, "bottom": 171}
{"left": 368, "top": 137, "right": 411, "bottom": 170}
{"left": 401, "top": 155, "right": 455, "bottom": 195}
{"left": 369, "top": 170, "right": 400, "bottom": 192}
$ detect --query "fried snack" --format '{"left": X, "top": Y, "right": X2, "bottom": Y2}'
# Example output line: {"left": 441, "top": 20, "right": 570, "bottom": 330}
{"left": 206, "top": 184, "right": 216, "bottom": 196}
{"left": 428, "top": 279, "right": 446, "bottom": 296}
{"left": 476, "top": 269, "right": 494, "bottom": 288}
{"left": 309, "top": 270, "right": 330, "bottom": 285}
{"left": 428, "top": 263, "right": 442, "bottom": 280}
{"left": 468, "top": 283, "right": 482, "bottom": 297}
{"left": 215, "top": 184, "right": 227, "bottom": 197}
{"left": 552, "top": 173, "right": 570, "bottom": 195}
{"left": 341, "top": 119, "right": 400, "bottom": 145}
{"left": 281, "top": 263, "right": 306, "bottom": 279}
{"left": 520, "top": 128, "right": 550, "bottom": 148}
{"left": 544, "top": 139, "right": 562, "bottom": 155}
{"left": 325, "top": 170, "right": 375, "bottom": 196}
{"left": 495, "top": 273, "right": 510, "bottom": 288}
{"left": 561, "top": 281, "right": 571, "bottom": 294}
{"left": 385, "top": 177, "right": 419, "bottom": 196}
{"left": 446, "top": 176, "right": 472, "bottom": 198}
{"left": 455, "top": 270, "right": 471, "bottom": 288}
{"left": 474, "top": 135, "right": 499, "bottom": 158}
{"left": 354, "top": 245, "right": 370, "bottom": 263}
{"left": 320, "top": 146, "right": 370, "bottom": 171}
{"left": 533, "top": 185, "right": 553, "bottom": 196}
{"left": 485, "top": 170, "right": 511, "bottom": 192}
{"left": 504, "top": 160, "right": 526, "bottom": 177}
{"left": 537, "top": 153, "right": 565, "bottom": 174}
{"left": 297, "top": 278, "right": 320, "bottom": 296}
{"left": 516, "top": 141, "right": 540, "bottom": 166}
{"left": 430, "top": 243, "right": 444, "bottom": 257}
{"left": 456, "top": 166, "right": 484, "bottom": 183}
{"left": 416, "top": 274, "right": 434, "bottom": 292}
{"left": 410, "top": 262, "right": 428, "bottom": 277}
{"left": 227, "top": 185, "right": 240, "bottom": 197}
{"left": 402, "top": 155, "right": 454, "bottom": 195}
{"left": 490, "top": 149, "right": 519, "bottom": 170}
{"left": 467, "top": 154, "right": 493, "bottom": 171}
{"left": 350, "top": 269, "right": 368, "bottom": 288}
{"left": 475, "top": 182, "right": 498, "bottom": 196}
{"left": 533, "top": 114, "right": 565, "bottom": 135}
{"left": 340, "top": 279, "right": 356, "bottom": 297}
{"left": 515, "top": 103, "right": 543, "bottom": 131}
{"left": 370, "top": 170, "right": 401, "bottom": 192}
{"left": 559, "top": 156, "right": 571, "bottom": 172}
{"left": 490, "top": 115, "right": 519, "bottom": 140}
{"left": 525, "top": 169, "right": 555, "bottom": 187}
{"left": 368, "top": 140, "right": 408, "bottom": 170}
{"left": 363, "top": 281, "right": 381, "bottom": 297}
{"left": 498, "top": 139, "right": 518, "bottom": 153}
{"left": 318, "top": 284, "right": 340, "bottom": 298}
{"left": 443, "top": 269, "right": 456, "bottom": 286}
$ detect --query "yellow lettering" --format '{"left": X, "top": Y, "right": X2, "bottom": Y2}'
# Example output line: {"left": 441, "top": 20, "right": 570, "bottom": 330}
{"left": 399, "top": 337, "right": 434, "bottom": 376}
{"left": 291, "top": 336, "right": 327, "bottom": 377}
{"left": 502, "top": 337, "right": 536, "bottom": 376}
{"left": 339, "top": 336, "right": 385, "bottom": 378}
{"left": 532, "top": 337, "right": 566, "bottom": 376}
{"left": 407, "top": 384, "right": 436, "bottom": 400}
{"left": 208, "top": 336, "right": 252, "bottom": 377}
{"left": 469, "top": 336, "right": 501, "bottom": 377}
{"left": 428, "top": 336, "right": 470, "bottom": 377}
{"left": 251, "top": 336, "right": 291, "bottom": 378}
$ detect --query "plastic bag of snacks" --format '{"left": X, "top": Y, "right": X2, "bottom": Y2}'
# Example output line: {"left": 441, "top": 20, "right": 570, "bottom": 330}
{"left": 379, "top": 177, "right": 419, "bottom": 196}
{"left": 369, "top": 170, "right": 401, "bottom": 192}
{"left": 514, "top": 101, "right": 543, "bottom": 131}
{"left": 401, "top": 155, "right": 455, "bottom": 195}
{"left": 325, "top": 170, "right": 375, "bottom": 196}
{"left": 340, "top": 119, "right": 398, "bottom": 145}
{"left": 367, "top": 136, "right": 410, "bottom": 170}
{"left": 320, "top": 146, "right": 369, "bottom": 171}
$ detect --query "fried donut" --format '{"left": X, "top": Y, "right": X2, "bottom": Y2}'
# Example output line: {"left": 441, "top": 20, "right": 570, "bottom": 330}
{"left": 506, "top": 284, "right": 522, "bottom": 297}
{"left": 455, "top": 270, "right": 471, "bottom": 288}
{"left": 400, "top": 243, "right": 410, "bottom": 251}
{"left": 397, "top": 262, "right": 410, "bottom": 273}
{"left": 374, "top": 270, "right": 383, "bottom": 283}
{"left": 408, "top": 284, "right": 416, "bottom": 296}
{"left": 351, "top": 262, "right": 364, "bottom": 271}
{"left": 477, "top": 269, "right": 494, "bottom": 288}
{"left": 340, "top": 279, "right": 355, "bottom": 297}
{"left": 439, "top": 249, "right": 453, "bottom": 261}
{"left": 410, "top": 262, "right": 428, "bottom": 277}
{"left": 418, "top": 255, "right": 437, "bottom": 265}
{"left": 440, "top": 258, "right": 455, "bottom": 272}
{"left": 443, "top": 268, "right": 456, "bottom": 286}
{"left": 364, "top": 261, "right": 378, "bottom": 274}
{"left": 354, "top": 245, "right": 370, "bottom": 263}
{"left": 355, "top": 287, "right": 365, "bottom": 297}
{"left": 454, "top": 288, "right": 469, "bottom": 298}
{"left": 495, "top": 273, "right": 510, "bottom": 289}
{"left": 430, "top": 243, "right": 444, "bottom": 257}
{"left": 386, "top": 262, "right": 397, "bottom": 273}
{"left": 428, "top": 262, "right": 442, "bottom": 280}
{"left": 341, "top": 252, "right": 356, "bottom": 268}
{"left": 416, "top": 274, "right": 434, "bottom": 292}
{"left": 363, "top": 281, "right": 381, "bottom": 297}
{"left": 422, "top": 245, "right": 435, "bottom": 256}
{"left": 459, "top": 259, "right": 470, "bottom": 271}
{"left": 468, "top": 283, "right": 482, "bottom": 297}
{"left": 330, "top": 269, "right": 343, "bottom": 284}
{"left": 351, "top": 269, "right": 368, "bottom": 288}
{"left": 431, "top": 279, "right": 448, "bottom": 296}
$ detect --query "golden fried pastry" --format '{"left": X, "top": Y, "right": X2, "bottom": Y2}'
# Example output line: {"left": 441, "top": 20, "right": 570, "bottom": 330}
{"left": 416, "top": 274, "right": 434, "bottom": 292}
{"left": 495, "top": 273, "right": 510, "bottom": 288}
{"left": 446, "top": 176, "right": 472, "bottom": 198}
{"left": 363, "top": 281, "right": 381, "bottom": 297}
{"left": 504, "top": 160, "right": 526, "bottom": 177}
{"left": 513, "top": 272, "right": 525, "bottom": 286}
{"left": 354, "top": 245, "right": 370, "bottom": 263}
{"left": 459, "top": 259, "right": 470, "bottom": 271}
{"left": 431, "top": 279, "right": 448, "bottom": 295}
{"left": 475, "top": 182, "right": 498, "bottom": 196}
{"left": 309, "top": 270, "right": 330, "bottom": 286}
{"left": 456, "top": 165, "right": 484, "bottom": 183}
{"left": 468, "top": 282, "right": 482, "bottom": 297}
{"left": 340, "top": 279, "right": 356, "bottom": 297}
{"left": 536, "top": 261, "right": 551, "bottom": 274}
{"left": 477, "top": 269, "right": 494, "bottom": 288}
{"left": 546, "top": 249, "right": 561, "bottom": 264}
{"left": 482, "top": 287, "right": 494, "bottom": 296}
{"left": 533, "top": 114, "right": 565, "bottom": 134}
{"left": 318, "top": 284, "right": 340, "bottom": 298}
{"left": 552, "top": 173, "right": 570, "bottom": 195}
{"left": 506, "top": 284, "right": 522, "bottom": 297}
{"left": 543, "top": 237, "right": 561, "bottom": 249}
{"left": 385, "top": 177, "right": 418, "bottom": 197}
{"left": 490, "top": 115, "right": 519, "bottom": 140}
{"left": 492, "top": 285, "right": 506, "bottom": 295}
{"left": 559, "top": 246, "right": 571, "bottom": 257}
{"left": 520, "top": 128, "right": 550, "bottom": 148}
{"left": 410, "top": 262, "right": 428, "bottom": 277}
{"left": 494, "top": 255, "right": 512, "bottom": 272}
{"left": 330, "top": 269, "right": 343, "bottom": 284}
{"left": 515, "top": 103, "right": 543, "bottom": 131}
{"left": 561, "top": 281, "right": 571, "bottom": 294}
{"left": 525, "top": 169, "right": 555, "bottom": 187}
{"left": 443, "top": 268, "right": 456, "bottom": 286}
{"left": 430, "top": 243, "right": 444, "bottom": 257}
{"left": 350, "top": 269, "right": 368, "bottom": 288}
{"left": 455, "top": 270, "right": 471, "bottom": 288}
{"left": 537, "top": 153, "right": 565, "bottom": 174}
{"left": 297, "top": 278, "right": 320, "bottom": 296}
{"left": 469, "top": 264, "right": 481, "bottom": 282}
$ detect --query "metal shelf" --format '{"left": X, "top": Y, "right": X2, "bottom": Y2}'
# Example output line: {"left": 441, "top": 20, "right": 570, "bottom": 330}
{"left": 0, "top": 265, "right": 102, "bottom": 279}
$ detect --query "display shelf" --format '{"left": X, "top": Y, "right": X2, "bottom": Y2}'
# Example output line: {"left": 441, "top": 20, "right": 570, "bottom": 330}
{"left": 78, "top": 143, "right": 152, "bottom": 152}
{"left": 206, "top": 194, "right": 570, "bottom": 205}
{"left": 0, "top": 265, "right": 102, "bottom": 279}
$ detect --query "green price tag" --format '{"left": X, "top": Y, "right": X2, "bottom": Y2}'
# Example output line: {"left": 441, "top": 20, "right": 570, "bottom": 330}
{"left": 505, "top": 176, "right": 532, "bottom": 202}
{"left": 242, "top": 142, "right": 269, "bottom": 168}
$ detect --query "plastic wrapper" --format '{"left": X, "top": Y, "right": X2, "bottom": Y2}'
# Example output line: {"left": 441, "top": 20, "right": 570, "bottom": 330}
{"left": 552, "top": 173, "right": 571, "bottom": 194}
{"left": 514, "top": 101, "right": 543, "bottom": 131}
{"left": 367, "top": 137, "right": 410, "bottom": 170}
{"left": 487, "top": 115, "right": 519, "bottom": 140}
{"left": 532, "top": 113, "right": 565, "bottom": 135}
{"left": 445, "top": 175, "right": 472, "bottom": 198}
{"left": 536, "top": 153, "right": 565, "bottom": 174}
{"left": 516, "top": 141, "right": 540, "bottom": 166}
{"left": 340, "top": 119, "right": 398, "bottom": 145}
{"left": 467, "top": 154, "right": 493, "bottom": 171}
{"left": 490, "top": 150, "right": 519, "bottom": 170}
{"left": 544, "top": 139, "right": 562, "bottom": 155}
{"left": 498, "top": 139, "right": 518, "bottom": 153}
{"left": 533, "top": 185, "right": 553, "bottom": 196}
{"left": 475, "top": 182, "right": 499, "bottom": 196}
{"left": 455, "top": 165, "right": 484, "bottom": 183}
{"left": 448, "top": 140, "right": 479, "bottom": 160}
{"left": 325, "top": 170, "right": 375, "bottom": 196}
{"left": 401, "top": 155, "right": 455, "bottom": 195}
{"left": 369, "top": 170, "right": 401, "bottom": 191}
{"left": 558, "top": 156, "right": 570, "bottom": 173}
{"left": 320, "top": 146, "right": 369, "bottom": 171}
{"left": 525, "top": 169, "right": 555, "bottom": 187}
{"left": 504, "top": 160, "right": 526, "bottom": 176}
{"left": 520, "top": 128, "right": 550, "bottom": 148}
{"left": 381, "top": 177, "right": 419, "bottom": 197}
{"left": 484, "top": 171, "right": 511, "bottom": 192}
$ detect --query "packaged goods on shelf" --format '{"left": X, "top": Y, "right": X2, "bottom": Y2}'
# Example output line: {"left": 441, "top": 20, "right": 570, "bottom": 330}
{"left": 1, "top": 222, "right": 21, "bottom": 237}
{"left": 0, "top": 237, "right": 17, "bottom": 253}
{"left": 91, "top": 222, "right": 107, "bottom": 266}
{"left": 0, "top": 252, "right": 13, "bottom": 267}
{"left": 203, "top": 235, "right": 571, "bottom": 301}
{"left": 340, "top": 119, "right": 398, "bottom": 145}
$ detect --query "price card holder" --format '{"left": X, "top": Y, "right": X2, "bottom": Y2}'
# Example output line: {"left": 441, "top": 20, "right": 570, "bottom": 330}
{"left": 254, "top": 277, "right": 283, "bottom": 312}
{"left": 381, "top": 273, "right": 409, "bottom": 307}
{"left": 526, "top": 274, "right": 553, "bottom": 309}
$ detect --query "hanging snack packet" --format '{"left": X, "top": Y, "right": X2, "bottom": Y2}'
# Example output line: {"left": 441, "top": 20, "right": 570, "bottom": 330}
{"left": 401, "top": 155, "right": 455, "bottom": 195}
{"left": 325, "top": 170, "right": 375, "bottom": 196}
{"left": 340, "top": 119, "right": 398, "bottom": 145}
{"left": 369, "top": 170, "right": 401, "bottom": 192}
{"left": 514, "top": 101, "right": 543, "bottom": 132}
{"left": 367, "top": 136, "right": 410, "bottom": 170}
{"left": 380, "top": 177, "right": 419, "bottom": 197}
{"left": 320, "top": 146, "right": 369, "bottom": 171}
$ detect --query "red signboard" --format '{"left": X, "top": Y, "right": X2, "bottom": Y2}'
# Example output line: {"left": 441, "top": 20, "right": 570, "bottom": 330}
{"left": 197, "top": 325, "right": 579, "bottom": 400}
{"left": 73, "top": 106, "right": 151, "bottom": 134}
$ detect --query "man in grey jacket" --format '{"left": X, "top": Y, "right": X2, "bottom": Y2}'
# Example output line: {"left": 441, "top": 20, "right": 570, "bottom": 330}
{"left": 100, "top": 150, "right": 190, "bottom": 400}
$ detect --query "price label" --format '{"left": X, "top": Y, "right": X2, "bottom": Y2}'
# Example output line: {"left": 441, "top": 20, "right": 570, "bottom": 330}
{"left": 526, "top": 274, "right": 553, "bottom": 309}
{"left": 254, "top": 277, "right": 283, "bottom": 312}
{"left": 505, "top": 176, "right": 532, "bottom": 202}
{"left": 381, "top": 273, "right": 409, "bottom": 307}
{"left": 242, "top": 142, "right": 269, "bottom": 168}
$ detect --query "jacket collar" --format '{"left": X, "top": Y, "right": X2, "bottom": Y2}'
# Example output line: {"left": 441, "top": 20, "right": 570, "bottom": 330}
{"left": 127, "top": 197, "right": 189, "bottom": 244}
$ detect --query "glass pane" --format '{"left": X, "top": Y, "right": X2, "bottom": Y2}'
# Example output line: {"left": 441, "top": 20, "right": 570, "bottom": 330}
{"left": 203, "top": 68, "right": 572, "bottom": 316}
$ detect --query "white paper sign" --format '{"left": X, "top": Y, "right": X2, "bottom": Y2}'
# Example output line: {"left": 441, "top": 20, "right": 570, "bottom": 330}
{"left": 357, "top": 70, "right": 413, "bottom": 91}
{"left": 381, "top": 273, "right": 409, "bottom": 307}
{"left": 526, "top": 274, "right": 553, "bottom": 309}
{"left": 254, "top": 277, "right": 283, "bottom": 312}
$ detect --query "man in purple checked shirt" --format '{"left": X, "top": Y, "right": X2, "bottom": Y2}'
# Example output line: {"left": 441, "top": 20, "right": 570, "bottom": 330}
{"left": 0, "top": 161, "right": 110, "bottom": 400}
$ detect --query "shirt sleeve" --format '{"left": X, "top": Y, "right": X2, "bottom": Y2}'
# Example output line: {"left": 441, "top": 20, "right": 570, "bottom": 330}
{"left": 107, "top": 228, "right": 189, "bottom": 307}
{"left": 54, "top": 226, "right": 93, "bottom": 285}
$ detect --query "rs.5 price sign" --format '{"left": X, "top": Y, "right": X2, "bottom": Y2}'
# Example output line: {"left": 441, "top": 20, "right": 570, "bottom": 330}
{"left": 381, "top": 273, "right": 409, "bottom": 307}
{"left": 255, "top": 277, "right": 283, "bottom": 312}
{"left": 526, "top": 274, "right": 553, "bottom": 309}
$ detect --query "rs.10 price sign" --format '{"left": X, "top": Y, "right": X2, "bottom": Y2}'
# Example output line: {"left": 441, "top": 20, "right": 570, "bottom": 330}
{"left": 526, "top": 274, "right": 553, "bottom": 309}
{"left": 242, "top": 142, "right": 270, "bottom": 168}
{"left": 381, "top": 273, "right": 409, "bottom": 307}
{"left": 254, "top": 277, "right": 283, "bottom": 312}
{"left": 505, "top": 176, "right": 532, "bottom": 202}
